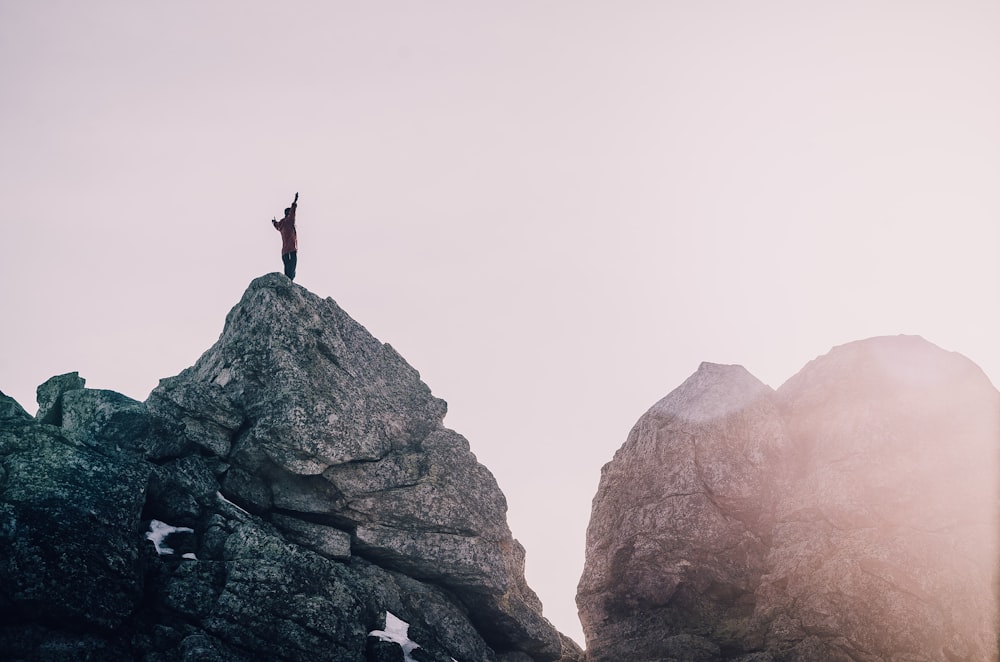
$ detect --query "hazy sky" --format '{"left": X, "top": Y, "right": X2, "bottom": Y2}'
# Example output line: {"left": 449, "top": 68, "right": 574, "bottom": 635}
{"left": 2, "top": 1, "right": 998, "bottom": 646}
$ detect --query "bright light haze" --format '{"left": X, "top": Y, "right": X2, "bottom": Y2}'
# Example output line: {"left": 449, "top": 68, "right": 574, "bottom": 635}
{"left": 2, "top": 2, "right": 998, "bottom": 646}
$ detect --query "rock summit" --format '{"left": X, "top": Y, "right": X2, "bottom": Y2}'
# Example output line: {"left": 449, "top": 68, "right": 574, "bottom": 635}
{"left": 0, "top": 274, "right": 581, "bottom": 662}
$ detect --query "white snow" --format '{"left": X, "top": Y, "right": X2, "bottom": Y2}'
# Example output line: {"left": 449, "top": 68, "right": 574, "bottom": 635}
{"left": 145, "top": 519, "right": 194, "bottom": 556}
{"left": 216, "top": 490, "right": 251, "bottom": 516}
{"left": 368, "top": 611, "right": 424, "bottom": 662}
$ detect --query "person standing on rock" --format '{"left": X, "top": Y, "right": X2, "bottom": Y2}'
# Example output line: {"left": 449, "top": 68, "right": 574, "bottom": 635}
{"left": 272, "top": 192, "right": 299, "bottom": 280}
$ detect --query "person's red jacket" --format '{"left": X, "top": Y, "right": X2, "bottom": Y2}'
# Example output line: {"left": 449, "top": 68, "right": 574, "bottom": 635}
{"left": 272, "top": 203, "right": 297, "bottom": 255}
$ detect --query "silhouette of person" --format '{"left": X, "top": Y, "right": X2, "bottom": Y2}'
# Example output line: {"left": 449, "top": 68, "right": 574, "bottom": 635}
{"left": 272, "top": 192, "right": 298, "bottom": 280}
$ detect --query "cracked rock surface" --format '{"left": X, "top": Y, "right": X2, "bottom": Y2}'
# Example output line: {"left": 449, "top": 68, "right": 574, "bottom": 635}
{"left": 0, "top": 273, "right": 582, "bottom": 662}
{"left": 578, "top": 336, "right": 999, "bottom": 662}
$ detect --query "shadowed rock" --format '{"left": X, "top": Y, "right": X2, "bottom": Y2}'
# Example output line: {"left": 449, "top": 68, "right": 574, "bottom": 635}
{"left": 0, "top": 389, "right": 30, "bottom": 421}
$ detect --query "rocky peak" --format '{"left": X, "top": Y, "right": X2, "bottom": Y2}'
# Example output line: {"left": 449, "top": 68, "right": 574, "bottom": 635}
{"left": 777, "top": 336, "right": 999, "bottom": 500}
{"left": 646, "top": 362, "right": 774, "bottom": 422}
{"left": 0, "top": 273, "right": 581, "bottom": 661}
{"left": 578, "top": 335, "right": 999, "bottom": 661}
{"left": 155, "top": 274, "right": 448, "bottom": 473}
{"left": 578, "top": 361, "right": 789, "bottom": 661}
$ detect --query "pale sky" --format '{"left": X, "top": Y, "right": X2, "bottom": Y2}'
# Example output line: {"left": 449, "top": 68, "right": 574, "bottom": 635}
{"left": 2, "top": 1, "right": 998, "bottom": 646}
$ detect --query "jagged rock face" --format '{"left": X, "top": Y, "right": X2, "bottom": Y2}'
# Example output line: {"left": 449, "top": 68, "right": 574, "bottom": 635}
{"left": 578, "top": 336, "right": 999, "bottom": 662}
{"left": 0, "top": 274, "right": 581, "bottom": 662}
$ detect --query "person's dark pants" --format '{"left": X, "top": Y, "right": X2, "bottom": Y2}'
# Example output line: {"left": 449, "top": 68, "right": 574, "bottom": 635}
{"left": 282, "top": 251, "right": 297, "bottom": 280}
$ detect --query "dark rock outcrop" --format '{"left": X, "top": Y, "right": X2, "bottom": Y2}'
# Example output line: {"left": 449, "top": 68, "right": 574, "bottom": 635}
{"left": 0, "top": 273, "right": 582, "bottom": 662}
{"left": 35, "top": 371, "right": 85, "bottom": 425}
{"left": 578, "top": 336, "right": 999, "bottom": 661}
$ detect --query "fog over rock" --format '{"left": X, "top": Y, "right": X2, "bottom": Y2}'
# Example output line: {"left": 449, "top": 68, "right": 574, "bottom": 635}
{"left": 578, "top": 336, "right": 999, "bottom": 662}
{"left": 0, "top": 273, "right": 581, "bottom": 662}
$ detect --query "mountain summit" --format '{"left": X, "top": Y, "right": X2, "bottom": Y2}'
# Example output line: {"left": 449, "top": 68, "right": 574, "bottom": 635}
{"left": 0, "top": 273, "right": 581, "bottom": 661}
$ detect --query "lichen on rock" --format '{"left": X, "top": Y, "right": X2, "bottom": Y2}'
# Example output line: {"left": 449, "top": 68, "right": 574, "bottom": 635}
{"left": 0, "top": 273, "right": 579, "bottom": 662}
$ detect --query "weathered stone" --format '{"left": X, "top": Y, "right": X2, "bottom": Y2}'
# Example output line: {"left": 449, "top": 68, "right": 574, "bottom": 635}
{"left": 0, "top": 424, "right": 150, "bottom": 631}
{"left": 578, "top": 336, "right": 1000, "bottom": 661}
{"left": 160, "top": 273, "right": 564, "bottom": 660}
{"left": 353, "top": 560, "right": 500, "bottom": 662}
{"left": 578, "top": 362, "right": 786, "bottom": 661}
{"left": 355, "top": 524, "right": 509, "bottom": 592}
{"left": 204, "top": 521, "right": 369, "bottom": 660}
{"left": 176, "top": 633, "right": 231, "bottom": 661}
{"left": 179, "top": 274, "right": 447, "bottom": 477}
{"left": 271, "top": 512, "right": 352, "bottom": 560}
{"left": 367, "top": 637, "right": 406, "bottom": 662}
{"left": 61, "top": 388, "right": 152, "bottom": 451}
{"left": 35, "top": 371, "right": 85, "bottom": 424}
{"left": 761, "top": 336, "right": 999, "bottom": 661}
{"left": 0, "top": 389, "right": 30, "bottom": 421}
{"left": 0, "top": 274, "right": 572, "bottom": 661}
{"left": 323, "top": 429, "right": 507, "bottom": 537}
{"left": 147, "top": 455, "right": 225, "bottom": 524}
{"left": 147, "top": 378, "right": 244, "bottom": 458}
{"left": 0, "top": 624, "right": 131, "bottom": 661}
{"left": 554, "top": 635, "right": 585, "bottom": 662}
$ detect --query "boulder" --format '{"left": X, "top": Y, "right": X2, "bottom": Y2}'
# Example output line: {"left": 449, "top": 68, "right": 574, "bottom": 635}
{"left": 578, "top": 336, "right": 1000, "bottom": 661}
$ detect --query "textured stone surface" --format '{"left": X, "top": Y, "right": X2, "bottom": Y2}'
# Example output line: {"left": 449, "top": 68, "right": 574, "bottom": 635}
{"left": 761, "top": 336, "right": 999, "bottom": 661}
{"left": 0, "top": 273, "right": 575, "bottom": 662}
{"left": 578, "top": 363, "right": 788, "bottom": 661}
{"left": 61, "top": 388, "right": 152, "bottom": 450}
{"left": 0, "top": 422, "right": 151, "bottom": 632}
{"left": 35, "top": 371, "right": 85, "bottom": 424}
{"left": 0, "top": 389, "right": 30, "bottom": 421}
{"left": 578, "top": 336, "right": 999, "bottom": 661}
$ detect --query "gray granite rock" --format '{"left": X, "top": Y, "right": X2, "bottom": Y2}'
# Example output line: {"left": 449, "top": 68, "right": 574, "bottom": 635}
{"left": 61, "top": 387, "right": 151, "bottom": 449}
{"left": 35, "top": 371, "right": 85, "bottom": 424}
{"left": 0, "top": 273, "right": 572, "bottom": 661}
{"left": 578, "top": 336, "right": 1000, "bottom": 661}
{"left": 578, "top": 362, "right": 787, "bottom": 661}
{"left": 0, "top": 389, "right": 30, "bottom": 421}
{"left": 0, "top": 423, "right": 151, "bottom": 631}
{"left": 271, "top": 512, "right": 352, "bottom": 560}
{"left": 155, "top": 273, "right": 563, "bottom": 660}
